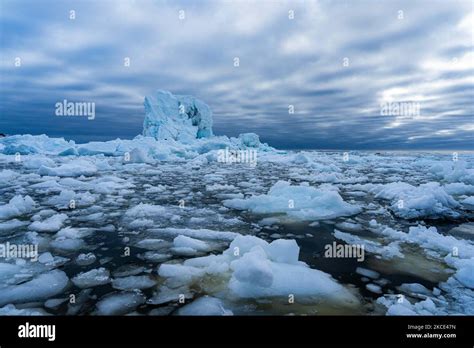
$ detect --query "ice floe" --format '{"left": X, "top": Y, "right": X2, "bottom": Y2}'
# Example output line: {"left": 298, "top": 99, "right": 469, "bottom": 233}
{"left": 224, "top": 180, "right": 361, "bottom": 221}
{"left": 158, "top": 235, "right": 359, "bottom": 308}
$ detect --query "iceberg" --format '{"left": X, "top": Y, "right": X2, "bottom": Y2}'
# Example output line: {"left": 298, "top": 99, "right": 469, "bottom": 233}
{"left": 143, "top": 90, "right": 213, "bottom": 142}
{"left": 0, "top": 90, "right": 273, "bottom": 163}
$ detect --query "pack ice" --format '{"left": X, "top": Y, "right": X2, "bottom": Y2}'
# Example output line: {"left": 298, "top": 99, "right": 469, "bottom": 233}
{"left": 0, "top": 90, "right": 473, "bottom": 316}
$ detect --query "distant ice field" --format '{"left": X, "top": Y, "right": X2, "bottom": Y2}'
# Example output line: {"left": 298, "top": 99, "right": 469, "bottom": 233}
{"left": 0, "top": 141, "right": 473, "bottom": 315}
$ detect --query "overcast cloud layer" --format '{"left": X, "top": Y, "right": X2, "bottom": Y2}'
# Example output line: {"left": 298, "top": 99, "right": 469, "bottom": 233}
{"left": 0, "top": 0, "right": 473, "bottom": 149}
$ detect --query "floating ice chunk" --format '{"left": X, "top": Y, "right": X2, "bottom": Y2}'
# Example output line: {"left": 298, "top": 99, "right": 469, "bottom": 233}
{"left": 95, "top": 291, "right": 145, "bottom": 315}
{"left": 0, "top": 304, "right": 49, "bottom": 316}
{"left": 55, "top": 227, "right": 92, "bottom": 239}
{"left": 28, "top": 213, "right": 68, "bottom": 232}
{"left": 137, "top": 251, "right": 172, "bottom": 263}
{"left": 111, "top": 275, "right": 156, "bottom": 290}
{"left": 171, "top": 247, "right": 204, "bottom": 256}
{"left": 0, "top": 219, "right": 28, "bottom": 231}
{"left": 335, "top": 221, "right": 364, "bottom": 232}
{"left": 72, "top": 268, "right": 110, "bottom": 288}
{"left": 59, "top": 177, "right": 92, "bottom": 190}
{"left": 398, "top": 283, "right": 432, "bottom": 296}
{"left": 206, "top": 184, "right": 237, "bottom": 192}
{"left": 173, "top": 235, "right": 210, "bottom": 252}
{"left": 224, "top": 181, "right": 360, "bottom": 221}
{"left": 52, "top": 238, "right": 82, "bottom": 255}
{"left": 239, "top": 133, "right": 260, "bottom": 148}
{"left": 147, "top": 285, "right": 193, "bottom": 305}
{"left": 143, "top": 90, "right": 213, "bottom": 141}
{"left": 373, "top": 182, "right": 459, "bottom": 219}
{"left": 365, "top": 283, "right": 382, "bottom": 294}
{"left": 376, "top": 296, "right": 417, "bottom": 315}
{"left": 159, "top": 235, "right": 359, "bottom": 307}
{"left": 38, "top": 252, "right": 55, "bottom": 264}
{"left": 22, "top": 156, "right": 55, "bottom": 169}
{"left": 226, "top": 235, "right": 268, "bottom": 256}
{"left": 144, "top": 184, "right": 167, "bottom": 194}
{"left": 0, "top": 263, "right": 22, "bottom": 285}
{"left": 38, "top": 159, "right": 97, "bottom": 177}
{"left": 77, "top": 212, "right": 104, "bottom": 222}
{"left": 356, "top": 267, "right": 380, "bottom": 279}
{"left": 184, "top": 255, "right": 230, "bottom": 275}
{"left": 135, "top": 239, "right": 167, "bottom": 250}
{"left": 453, "top": 259, "right": 474, "bottom": 289}
{"left": 406, "top": 225, "right": 474, "bottom": 259}
{"left": 0, "top": 169, "right": 19, "bottom": 184}
{"left": 0, "top": 270, "right": 69, "bottom": 306}
{"left": 150, "top": 227, "right": 239, "bottom": 241}
{"left": 76, "top": 253, "right": 96, "bottom": 266}
{"left": 292, "top": 153, "right": 309, "bottom": 164}
{"left": 125, "top": 203, "right": 167, "bottom": 218}
{"left": 29, "top": 179, "right": 62, "bottom": 193}
{"left": 0, "top": 134, "right": 74, "bottom": 155}
{"left": 158, "top": 264, "right": 205, "bottom": 287}
{"left": 44, "top": 297, "right": 68, "bottom": 309}
{"left": 228, "top": 251, "right": 356, "bottom": 303}
{"left": 444, "top": 183, "right": 474, "bottom": 195}
{"left": 46, "top": 190, "right": 96, "bottom": 209}
{"left": 0, "top": 195, "right": 35, "bottom": 220}
{"left": 258, "top": 217, "right": 280, "bottom": 226}
{"left": 32, "top": 209, "right": 56, "bottom": 221}
{"left": 177, "top": 296, "right": 233, "bottom": 316}
{"left": 429, "top": 160, "right": 474, "bottom": 185}
{"left": 376, "top": 295, "right": 442, "bottom": 315}
{"left": 129, "top": 219, "right": 154, "bottom": 229}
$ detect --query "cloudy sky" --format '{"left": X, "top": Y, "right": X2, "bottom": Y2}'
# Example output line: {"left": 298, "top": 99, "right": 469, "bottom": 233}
{"left": 0, "top": 0, "right": 473, "bottom": 149}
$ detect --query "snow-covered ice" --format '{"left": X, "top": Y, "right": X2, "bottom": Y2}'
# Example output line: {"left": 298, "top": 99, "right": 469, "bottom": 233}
{"left": 224, "top": 180, "right": 361, "bottom": 221}
{"left": 71, "top": 268, "right": 111, "bottom": 288}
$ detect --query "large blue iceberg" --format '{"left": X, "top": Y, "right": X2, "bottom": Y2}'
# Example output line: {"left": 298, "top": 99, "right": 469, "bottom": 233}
{"left": 0, "top": 90, "right": 271, "bottom": 160}
{"left": 143, "top": 90, "right": 213, "bottom": 142}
